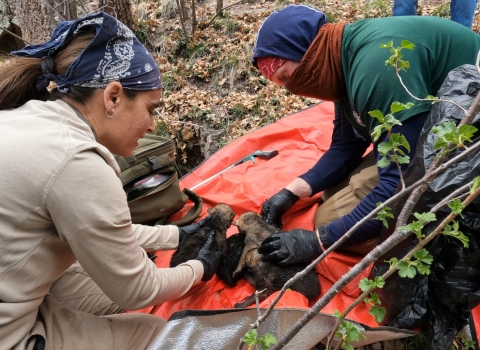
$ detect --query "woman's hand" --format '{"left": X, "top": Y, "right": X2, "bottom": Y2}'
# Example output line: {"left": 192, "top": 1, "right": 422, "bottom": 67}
{"left": 261, "top": 188, "right": 300, "bottom": 228}
{"left": 258, "top": 229, "right": 322, "bottom": 266}
{"left": 194, "top": 231, "right": 222, "bottom": 281}
{"left": 177, "top": 215, "right": 212, "bottom": 244}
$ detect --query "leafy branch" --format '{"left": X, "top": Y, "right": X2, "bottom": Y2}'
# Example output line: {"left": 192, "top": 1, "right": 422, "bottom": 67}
{"left": 381, "top": 40, "right": 469, "bottom": 115}
{"left": 326, "top": 183, "right": 480, "bottom": 348}
{"left": 237, "top": 134, "right": 480, "bottom": 349}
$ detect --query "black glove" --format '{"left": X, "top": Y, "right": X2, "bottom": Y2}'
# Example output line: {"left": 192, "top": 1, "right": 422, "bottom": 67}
{"left": 178, "top": 215, "right": 212, "bottom": 244}
{"left": 194, "top": 231, "right": 222, "bottom": 282}
{"left": 261, "top": 188, "right": 300, "bottom": 228}
{"left": 258, "top": 228, "right": 323, "bottom": 266}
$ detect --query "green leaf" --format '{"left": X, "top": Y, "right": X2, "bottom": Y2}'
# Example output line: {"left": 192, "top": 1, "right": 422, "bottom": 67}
{"left": 374, "top": 276, "right": 386, "bottom": 289}
{"left": 259, "top": 333, "right": 277, "bottom": 350}
{"left": 458, "top": 124, "right": 478, "bottom": 143}
{"left": 397, "top": 260, "right": 416, "bottom": 278}
{"left": 443, "top": 221, "right": 469, "bottom": 248}
{"left": 415, "top": 261, "right": 431, "bottom": 275}
{"left": 401, "top": 40, "right": 415, "bottom": 50}
{"left": 345, "top": 345, "right": 355, "bottom": 350}
{"left": 243, "top": 329, "right": 258, "bottom": 346}
{"left": 395, "top": 155, "right": 411, "bottom": 165}
{"left": 471, "top": 176, "right": 480, "bottom": 193}
{"left": 390, "top": 101, "right": 413, "bottom": 114}
{"left": 433, "top": 137, "right": 449, "bottom": 151}
{"left": 432, "top": 121, "right": 456, "bottom": 137}
{"left": 386, "top": 257, "right": 398, "bottom": 269}
{"left": 383, "top": 114, "right": 403, "bottom": 128}
{"left": 371, "top": 125, "right": 384, "bottom": 142}
{"left": 385, "top": 57, "right": 395, "bottom": 67}
{"left": 390, "top": 133, "right": 411, "bottom": 152}
{"left": 398, "top": 60, "right": 410, "bottom": 71}
{"left": 380, "top": 40, "right": 393, "bottom": 48}
{"left": 332, "top": 310, "right": 342, "bottom": 318}
{"left": 399, "top": 221, "right": 424, "bottom": 239}
{"left": 344, "top": 321, "right": 365, "bottom": 342}
{"left": 377, "top": 142, "right": 393, "bottom": 155}
{"left": 369, "top": 292, "right": 381, "bottom": 305}
{"left": 448, "top": 199, "right": 464, "bottom": 216}
{"left": 359, "top": 278, "right": 371, "bottom": 292}
{"left": 370, "top": 305, "right": 387, "bottom": 323}
{"left": 462, "top": 337, "right": 476, "bottom": 349}
{"left": 413, "top": 212, "right": 436, "bottom": 224}
{"left": 368, "top": 110, "right": 384, "bottom": 122}
{"left": 425, "top": 95, "right": 439, "bottom": 104}
{"left": 377, "top": 157, "right": 391, "bottom": 168}
{"left": 376, "top": 205, "right": 394, "bottom": 228}
{"left": 414, "top": 248, "right": 433, "bottom": 264}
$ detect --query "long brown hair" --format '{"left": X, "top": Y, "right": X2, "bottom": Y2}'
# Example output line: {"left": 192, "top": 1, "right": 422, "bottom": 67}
{"left": 0, "top": 31, "right": 135, "bottom": 110}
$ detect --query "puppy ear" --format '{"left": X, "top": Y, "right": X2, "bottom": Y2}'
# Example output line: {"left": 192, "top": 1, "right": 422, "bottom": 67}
{"left": 207, "top": 207, "right": 212, "bottom": 214}
{"left": 232, "top": 219, "right": 239, "bottom": 226}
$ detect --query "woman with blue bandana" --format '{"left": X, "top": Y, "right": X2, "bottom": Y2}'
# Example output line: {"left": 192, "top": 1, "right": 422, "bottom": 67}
{"left": 254, "top": 6, "right": 480, "bottom": 261}
{"left": 0, "top": 12, "right": 221, "bottom": 350}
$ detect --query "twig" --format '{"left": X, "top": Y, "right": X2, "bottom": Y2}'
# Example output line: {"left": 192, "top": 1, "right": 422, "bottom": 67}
{"left": 45, "top": 1, "right": 66, "bottom": 21}
{"left": 76, "top": 0, "right": 90, "bottom": 16}
{"left": 175, "top": 0, "right": 189, "bottom": 39}
{"left": 156, "top": 112, "right": 217, "bottom": 130}
{"left": 430, "top": 182, "right": 472, "bottom": 212}
{"left": 205, "top": 0, "right": 248, "bottom": 27}
{"left": 255, "top": 289, "right": 266, "bottom": 319}
{"left": 0, "top": 26, "right": 32, "bottom": 46}
{"left": 395, "top": 72, "right": 468, "bottom": 115}
{"left": 191, "top": 0, "right": 197, "bottom": 36}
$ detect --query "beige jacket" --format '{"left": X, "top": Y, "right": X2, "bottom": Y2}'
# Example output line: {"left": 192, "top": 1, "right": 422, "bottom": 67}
{"left": 0, "top": 99, "right": 204, "bottom": 350}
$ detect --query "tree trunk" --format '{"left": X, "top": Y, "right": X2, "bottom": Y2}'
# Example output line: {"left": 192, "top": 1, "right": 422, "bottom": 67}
{"left": 14, "top": 0, "right": 57, "bottom": 44}
{"left": 98, "top": 0, "right": 135, "bottom": 29}
{"left": 56, "top": 0, "right": 77, "bottom": 20}
{"left": 216, "top": 0, "right": 223, "bottom": 17}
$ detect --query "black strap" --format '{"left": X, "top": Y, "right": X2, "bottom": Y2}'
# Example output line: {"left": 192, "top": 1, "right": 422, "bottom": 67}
{"left": 154, "top": 188, "right": 203, "bottom": 226}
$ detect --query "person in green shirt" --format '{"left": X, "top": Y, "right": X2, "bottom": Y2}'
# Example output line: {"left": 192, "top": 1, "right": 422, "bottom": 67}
{"left": 252, "top": 5, "right": 480, "bottom": 264}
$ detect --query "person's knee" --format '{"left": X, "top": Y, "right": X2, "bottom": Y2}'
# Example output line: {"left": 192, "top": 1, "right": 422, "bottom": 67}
{"left": 107, "top": 313, "right": 167, "bottom": 349}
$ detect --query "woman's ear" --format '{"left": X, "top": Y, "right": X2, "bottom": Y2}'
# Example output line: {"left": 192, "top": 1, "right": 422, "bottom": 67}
{"left": 103, "top": 81, "right": 124, "bottom": 109}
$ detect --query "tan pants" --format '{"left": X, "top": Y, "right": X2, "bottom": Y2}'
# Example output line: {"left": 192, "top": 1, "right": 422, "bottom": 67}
{"left": 314, "top": 152, "right": 380, "bottom": 256}
{"left": 28, "top": 263, "right": 165, "bottom": 350}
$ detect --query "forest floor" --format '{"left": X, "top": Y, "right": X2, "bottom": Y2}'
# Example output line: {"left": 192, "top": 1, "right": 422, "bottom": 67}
{"left": 135, "top": 0, "right": 480, "bottom": 173}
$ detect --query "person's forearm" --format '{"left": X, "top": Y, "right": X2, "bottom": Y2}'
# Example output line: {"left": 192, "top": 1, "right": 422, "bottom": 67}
{"left": 132, "top": 224, "right": 180, "bottom": 250}
{"left": 285, "top": 177, "right": 313, "bottom": 198}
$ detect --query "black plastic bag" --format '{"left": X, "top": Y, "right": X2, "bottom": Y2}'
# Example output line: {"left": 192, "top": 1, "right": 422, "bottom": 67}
{"left": 369, "top": 64, "right": 480, "bottom": 349}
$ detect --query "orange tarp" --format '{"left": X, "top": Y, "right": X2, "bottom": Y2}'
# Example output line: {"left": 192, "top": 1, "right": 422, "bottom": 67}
{"left": 130, "top": 101, "right": 480, "bottom": 341}
{"left": 131, "top": 102, "right": 382, "bottom": 327}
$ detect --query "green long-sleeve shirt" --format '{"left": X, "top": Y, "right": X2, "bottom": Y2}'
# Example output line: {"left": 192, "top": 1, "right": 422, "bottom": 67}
{"left": 341, "top": 15, "right": 480, "bottom": 139}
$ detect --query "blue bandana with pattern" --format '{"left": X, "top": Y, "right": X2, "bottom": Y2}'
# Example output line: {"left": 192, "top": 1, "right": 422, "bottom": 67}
{"left": 12, "top": 12, "right": 162, "bottom": 93}
{"left": 251, "top": 5, "right": 327, "bottom": 67}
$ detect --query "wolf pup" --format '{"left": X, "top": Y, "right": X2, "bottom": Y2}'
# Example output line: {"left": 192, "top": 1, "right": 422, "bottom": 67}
{"left": 170, "top": 203, "right": 235, "bottom": 267}
{"left": 231, "top": 212, "right": 321, "bottom": 308}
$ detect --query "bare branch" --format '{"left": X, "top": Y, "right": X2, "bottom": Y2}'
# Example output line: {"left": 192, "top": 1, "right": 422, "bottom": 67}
{"left": 0, "top": 26, "right": 32, "bottom": 45}
{"left": 205, "top": 0, "right": 248, "bottom": 27}
{"left": 175, "top": 0, "right": 189, "bottom": 39}
{"left": 430, "top": 182, "right": 471, "bottom": 212}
